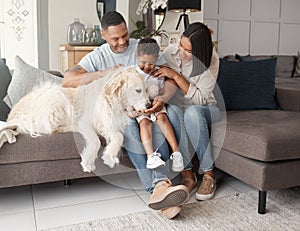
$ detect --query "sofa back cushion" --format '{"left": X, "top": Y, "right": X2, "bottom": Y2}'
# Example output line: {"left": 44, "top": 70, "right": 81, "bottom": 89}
{"left": 224, "top": 54, "right": 297, "bottom": 78}
{"left": 292, "top": 52, "right": 300, "bottom": 77}
{"left": 0, "top": 59, "right": 12, "bottom": 121}
{"left": 274, "top": 56, "right": 297, "bottom": 78}
{"left": 217, "top": 58, "right": 279, "bottom": 110}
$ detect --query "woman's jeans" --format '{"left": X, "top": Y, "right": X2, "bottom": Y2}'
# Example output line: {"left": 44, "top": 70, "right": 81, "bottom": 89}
{"left": 123, "top": 104, "right": 220, "bottom": 193}
{"left": 183, "top": 104, "right": 221, "bottom": 172}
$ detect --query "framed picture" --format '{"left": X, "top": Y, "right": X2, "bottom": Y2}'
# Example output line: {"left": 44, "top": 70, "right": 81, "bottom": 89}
{"left": 168, "top": 31, "right": 181, "bottom": 45}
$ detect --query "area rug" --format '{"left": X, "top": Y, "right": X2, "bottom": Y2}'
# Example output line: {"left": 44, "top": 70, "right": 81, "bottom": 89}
{"left": 41, "top": 187, "right": 300, "bottom": 231}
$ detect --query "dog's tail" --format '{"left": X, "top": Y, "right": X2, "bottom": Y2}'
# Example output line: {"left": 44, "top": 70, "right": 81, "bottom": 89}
{"left": 0, "top": 121, "right": 20, "bottom": 148}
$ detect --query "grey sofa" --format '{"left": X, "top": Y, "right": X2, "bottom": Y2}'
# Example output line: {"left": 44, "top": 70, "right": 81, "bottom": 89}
{"left": 1, "top": 55, "right": 300, "bottom": 216}
{"left": 0, "top": 59, "right": 135, "bottom": 188}
{"left": 213, "top": 54, "right": 300, "bottom": 214}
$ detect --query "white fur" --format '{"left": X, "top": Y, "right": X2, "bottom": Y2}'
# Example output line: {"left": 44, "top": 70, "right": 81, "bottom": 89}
{"left": 5, "top": 67, "right": 150, "bottom": 172}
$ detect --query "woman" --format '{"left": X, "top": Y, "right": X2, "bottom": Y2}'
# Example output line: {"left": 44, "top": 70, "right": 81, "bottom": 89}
{"left": 153, "top": 22, "right": 221, "bottom": 201}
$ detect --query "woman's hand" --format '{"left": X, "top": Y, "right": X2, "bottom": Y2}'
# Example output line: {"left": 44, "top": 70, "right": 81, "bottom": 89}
{"left": 142, "top": 96, "right": 166, "bottom": 114}
{"left": 152, "top": 66, "right": 180, "bottom": 80}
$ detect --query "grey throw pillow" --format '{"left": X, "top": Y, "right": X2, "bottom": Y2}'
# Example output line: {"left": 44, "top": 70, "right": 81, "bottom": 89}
{"left": 3, "top": 56, "right": 62, "bottom": 108}
{"left": 235, "top": 54, "right": 253, "bottom": 62}
{"left": 0, "top": 58, "right": 12, "bottom": 121}
{"left": 293, "top": 52, "right": 300, "bottom": 77}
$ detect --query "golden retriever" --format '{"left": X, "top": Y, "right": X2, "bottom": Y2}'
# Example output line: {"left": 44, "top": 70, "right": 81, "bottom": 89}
{"left": 0, "top": 67, "right": 150, "bottom": 172}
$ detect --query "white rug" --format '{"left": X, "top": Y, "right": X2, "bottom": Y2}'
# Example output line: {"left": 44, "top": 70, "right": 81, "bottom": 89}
{"left": 41, "top": 187, "right": 300, "bottom": 231}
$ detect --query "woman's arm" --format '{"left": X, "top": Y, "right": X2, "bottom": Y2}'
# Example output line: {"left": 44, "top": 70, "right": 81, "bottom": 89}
{"left": 153, "top": 66, "right": 190, "bottom": 94}
{"left": 185, "top": 50, "right": 219, "bottom": 105}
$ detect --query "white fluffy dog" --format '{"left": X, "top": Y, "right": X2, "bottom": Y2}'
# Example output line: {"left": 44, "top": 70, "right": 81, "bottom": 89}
{"left": 1, "top": 67, "right": 150, "bottom": 172}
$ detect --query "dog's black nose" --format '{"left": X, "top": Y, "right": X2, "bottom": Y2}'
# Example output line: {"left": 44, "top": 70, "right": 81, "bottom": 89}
{"left": 146, "top": 103, "right": 152, "bottom": 109}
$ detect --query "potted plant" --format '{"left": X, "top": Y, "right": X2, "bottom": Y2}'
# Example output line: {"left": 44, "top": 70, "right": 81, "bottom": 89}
{"left": 150, "top": 28, "right": 168, "bottom": 45}
{"left": 129, "top": 19, "right": 169, "bottom": 45}
{"left": 129, "top": 20, "right": 152, "bottom": 39}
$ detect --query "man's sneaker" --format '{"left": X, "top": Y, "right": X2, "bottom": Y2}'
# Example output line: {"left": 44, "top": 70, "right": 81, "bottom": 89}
{"left": 182, "top": 173, "right": 197, "bottom": 194}
{"left": 161, "top": 206, "right": 182, "bottom": 219}
{"left": 146, "top": 151, "right": 165, "bottom": 169}
{"left": 170, "top": 151, "right": 184, "bottom": 172}
{"left": 148, "top": 179, "right": 189, "bottom": 210}
{"left": 196, "top": 174, "right": 216, "bottom": 201}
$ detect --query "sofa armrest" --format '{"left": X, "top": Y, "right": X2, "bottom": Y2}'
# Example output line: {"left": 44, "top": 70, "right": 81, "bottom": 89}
{"left": 276, "top": 84, "right": 300, "bottom": 112}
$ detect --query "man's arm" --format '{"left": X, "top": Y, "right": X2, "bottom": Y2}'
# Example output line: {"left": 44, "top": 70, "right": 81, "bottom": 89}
{"left": 62, "top": 65, "right": 120, "bottom": 88}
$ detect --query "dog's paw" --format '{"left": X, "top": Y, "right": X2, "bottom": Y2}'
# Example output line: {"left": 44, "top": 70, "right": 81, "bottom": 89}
{"left": 102, "top": 154, "right": 119, "bottom": 168}
{"left": 114, "top": 157, "right": 120, "bottom": 165}
{"left": 80, "top": 160, "right": 96, "bottom": 172}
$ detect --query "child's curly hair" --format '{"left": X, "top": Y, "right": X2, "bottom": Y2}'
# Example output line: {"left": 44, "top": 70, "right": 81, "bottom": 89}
{"left": 137, "top": 38, "right": 160, "bottom": 57}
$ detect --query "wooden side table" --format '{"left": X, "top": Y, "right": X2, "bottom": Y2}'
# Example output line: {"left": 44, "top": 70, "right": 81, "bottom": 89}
{"left": 59, "top": 44, "right": 98, "bottom": 74}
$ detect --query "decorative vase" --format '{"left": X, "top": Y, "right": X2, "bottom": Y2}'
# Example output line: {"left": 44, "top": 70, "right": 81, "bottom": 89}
{"left": 83, "top": 24, "right": 96, "bottom": 45}
{"left": 93, "top": 25, "right": 106, "bottom": 46}
{"left": 67, "top": 18, "right": 85, "bottom": 45}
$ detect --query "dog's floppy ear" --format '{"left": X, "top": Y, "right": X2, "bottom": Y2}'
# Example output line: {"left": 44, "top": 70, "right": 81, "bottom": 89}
{"left": 104, "top": 72, "right": 128, "bottom": 97}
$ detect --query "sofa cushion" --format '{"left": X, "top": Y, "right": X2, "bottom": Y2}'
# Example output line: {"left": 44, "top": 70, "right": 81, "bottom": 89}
{"left": 0, "top": 59, "right": 12, "bottom": 121}
{"left": 0, "top": 132, "right": 83, "bottom": 164}
{"left": 293, "top": 52, "right": 300, "bottom": 77}
{"left": 235, "top": 54, "right": 253, "bottom": 61}
{"left": 0, "top": 132, "right": 134, "bottom": 166}
{"left": 224, "top": 55, "right": 297, "bottom": 78}
{"left": 218, "top": 110, "right": 300, "bottom": 162}
{"left": 217, "top": 58, "right": 279, "bottom": 110}
{"left": 275, "top": 56, "right": 297, "bottom": 78}
{"left": 275, "top": 78, "right": 300, "bottom": 112}
{"left": 3, "top": 56, "right": 62, "bottom": 108}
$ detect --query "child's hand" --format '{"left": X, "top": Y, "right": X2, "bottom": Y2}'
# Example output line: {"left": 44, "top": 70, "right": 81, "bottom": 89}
{"left": 126, "top": 106, "right": 142, "bottom": 118}
{"left": 142, "top": 96, "right": 165, "bottom": 114}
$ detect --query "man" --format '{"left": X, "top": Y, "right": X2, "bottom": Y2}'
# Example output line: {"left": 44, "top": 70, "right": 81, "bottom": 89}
{"left": 63, "top": 11, "right": 190, "bottom": 219}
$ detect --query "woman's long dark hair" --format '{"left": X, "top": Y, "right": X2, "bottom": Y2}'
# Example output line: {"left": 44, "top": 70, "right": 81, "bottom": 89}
{"left": 182, "top": 22, "right": 213, "bottom": 76}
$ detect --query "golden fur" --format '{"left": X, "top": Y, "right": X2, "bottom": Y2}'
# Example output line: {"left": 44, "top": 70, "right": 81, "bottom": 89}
{"left": 4, "top": 67, "right": 150, "bottom": 172}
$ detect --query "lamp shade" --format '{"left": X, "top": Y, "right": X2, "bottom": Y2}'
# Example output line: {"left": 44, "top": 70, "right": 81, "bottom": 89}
{"left": 168, "top": 0, "right": 201, "bottom": 12}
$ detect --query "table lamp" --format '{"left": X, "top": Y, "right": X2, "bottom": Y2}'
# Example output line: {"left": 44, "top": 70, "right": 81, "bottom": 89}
{"left": 168, "top": 0, "right": 201, "bottom": 30}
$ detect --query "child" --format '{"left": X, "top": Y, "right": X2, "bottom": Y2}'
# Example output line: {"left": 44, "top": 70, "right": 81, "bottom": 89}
{"left": 135, "top": 38, "right": 184, "bottom": 172}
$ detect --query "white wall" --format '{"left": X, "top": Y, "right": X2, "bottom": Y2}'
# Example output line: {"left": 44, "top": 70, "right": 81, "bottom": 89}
{"left": 48, "top": 0, "right": 100, "bottom": 71}
{"left": 204, "top": 0, "right": 300, "bottom": 57}
{"left": 0, "top": 0, "right": 38, "bottom": 69}
{"left": 47, "top": 0, "right": 203, "bottom": 71}
{"left": 116, "top": 0, "right": 141, "bottom": 33}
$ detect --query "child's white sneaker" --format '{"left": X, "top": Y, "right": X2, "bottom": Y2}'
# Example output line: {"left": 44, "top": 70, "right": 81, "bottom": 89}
{"left": 146, "top": 151, "right": 166, "bottom": 169}
{"left": 170, "top": 151, "right": 184, "bottom": 172}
